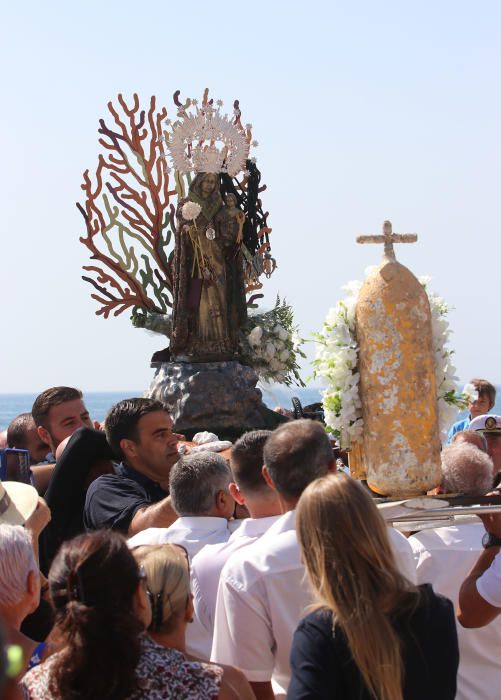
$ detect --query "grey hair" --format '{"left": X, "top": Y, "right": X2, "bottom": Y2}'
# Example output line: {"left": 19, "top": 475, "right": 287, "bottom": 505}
{"left": 0, "top": 524, "right": 37, "bottom": 606}
{"left": 264, "top": 419, "right": 334, "bottom": 500}
{"left": 441, "top": 442, "right": 494, "bottom": 495}
{"left": 452, "top": 430, "right": 488, "bottom": 453}
{"left": 169, "top": 452, "right": 231, "bottom": 516}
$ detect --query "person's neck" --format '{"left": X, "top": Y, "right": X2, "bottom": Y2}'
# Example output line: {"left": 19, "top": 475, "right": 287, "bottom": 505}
{"left": 0, "top": 603, "right": 26, "bottom": 631}
{"left": 244, "top": 494, "right": 282, "bottom": 519}
{"left": 277, "top": 494, "right": 298, "bottom": 514}
{"left": 125, "top": 462, "right": 169, "bottom": 491}
{"left": 150, "top": 627, "right": 187, "bottom": 655}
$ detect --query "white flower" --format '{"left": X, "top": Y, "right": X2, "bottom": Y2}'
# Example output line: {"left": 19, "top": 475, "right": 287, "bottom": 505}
{"left": 462, "top": 383, "right": 479, "bottom": 403}
{"left": 182, "top": 201, "right": 202, "bottom": 221}
{"left": 248, "top": 326, "right": 263, "bottom": 347}
{"left": 279, "top": 349, "right": 290, "bottom": 362}
{"left": 272, "top": 324, "right": 288, "bottom": 341}
{"left": 265, "top": 342, "right": 275, "bottom": 358}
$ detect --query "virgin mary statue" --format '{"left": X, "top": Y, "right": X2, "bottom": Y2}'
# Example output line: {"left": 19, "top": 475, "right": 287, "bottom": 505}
{"left": 170, "top": 172, "right": 247, "bottom": 361}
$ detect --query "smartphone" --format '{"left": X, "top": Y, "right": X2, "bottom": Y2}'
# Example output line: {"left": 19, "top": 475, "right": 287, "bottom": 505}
{"left": 0, "top": 448, "right": 32, "bottom": 484}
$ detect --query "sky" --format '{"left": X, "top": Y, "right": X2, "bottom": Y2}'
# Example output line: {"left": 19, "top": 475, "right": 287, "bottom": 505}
{"left": 1, "top": 0, "right": 500, "bottom": 393}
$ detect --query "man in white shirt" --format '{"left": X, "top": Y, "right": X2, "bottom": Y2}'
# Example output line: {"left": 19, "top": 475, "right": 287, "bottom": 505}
{"left": 410, "top": 440, "right": 500, "bottom": 700}
{"left": 210, "top": 420, "right": 337, "bottom": 699}
{"left": 191, "top": 430, "right": 282, "bottom": 640}
{"left": 127, "top": 451, "right": 234, "bottom": 558}
{"left": 459, "top": 509, "right": 501, "bottom": 628}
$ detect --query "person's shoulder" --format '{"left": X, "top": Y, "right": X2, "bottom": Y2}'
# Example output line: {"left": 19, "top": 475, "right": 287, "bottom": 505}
{"left": 297, "top": 607, "right": 334, "bottom": 636}
{"left": 416, "top": 583, "right": 454, "bottom": 617}
{"left": 139, "top": 637, "right": 223, "bottom": 691}
{"left": 22, "top": 654, "right": 59, "bottom": 698}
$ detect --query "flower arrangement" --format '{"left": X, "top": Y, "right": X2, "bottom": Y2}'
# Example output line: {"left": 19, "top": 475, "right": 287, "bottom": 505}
{"left": 314, "top": 273, "right": 474, "bottom": 446}
{"left": 239, "top": 297, "right": 305, "bottom": 386}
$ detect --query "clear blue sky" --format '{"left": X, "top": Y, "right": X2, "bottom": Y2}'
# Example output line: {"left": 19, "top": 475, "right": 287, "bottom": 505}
{"left": 1, "top": 1, "right": 500, "bottom": 392}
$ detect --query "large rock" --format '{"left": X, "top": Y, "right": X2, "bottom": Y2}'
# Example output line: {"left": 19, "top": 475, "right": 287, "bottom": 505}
{"left": 146, "top": 361, "right": 287, "bottom": 439}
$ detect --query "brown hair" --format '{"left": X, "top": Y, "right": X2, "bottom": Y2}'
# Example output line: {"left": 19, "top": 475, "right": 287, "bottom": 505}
{"left": 48, "top": 531, "right": 143, "bottom": 700}
{"left": 470, "top": 379, "right": 496, "bottom": 408}
{"left": 263, "top": 419, "right": 334, "bottom": 500}
{"left": 6, "top": 413, "right": 35, "bottom": 448}
{"left": 133, "top": 544, "right": 190, "bottom": 634}
{"left": 296, "top": 473, "right": 419, "bottom": 700}
{"left": 230, "top": 430, "right": 272, "bottom": 493}
{"left": 32, "top": 387, "right": 83, "bottom": 429}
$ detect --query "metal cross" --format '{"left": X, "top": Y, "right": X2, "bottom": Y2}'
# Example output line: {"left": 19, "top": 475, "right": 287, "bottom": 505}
{"left": 356, "top": 220, "right": 417, "bottom": 262}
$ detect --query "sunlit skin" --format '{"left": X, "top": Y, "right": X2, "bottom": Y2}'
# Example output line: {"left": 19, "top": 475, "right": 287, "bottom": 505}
{"left": 469, "top": 394, "right": 494, "bottom": 420}
{"left": 120, "top": 411, "right": 180, "bottom": 489}
{"left": 37, "top": 399, "right": 93, "bottom": 454}
{"left": 23, "top": 427, "right": 50, "bottom": 464}
{"left": 485, "top": 433, "right": 501, "bottom": 476}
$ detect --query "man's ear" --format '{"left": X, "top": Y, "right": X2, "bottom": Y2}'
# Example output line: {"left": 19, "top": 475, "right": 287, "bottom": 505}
{"left": 215, "top": 489, "right": 234, "bottom": 518}
{"left": 37, "top": 425, "right": 51, "bottom": 449}
{"left": 120, "top": 438, "right": 138, "bottom": 461}
{"left": 262, "top": 465, "right": 276, "bottom": 491}
{"left": 229, "top": 482, "right": 245, "bottom": 506}
{"left": 26, "top": 570, "right": 38, "bottom": 597}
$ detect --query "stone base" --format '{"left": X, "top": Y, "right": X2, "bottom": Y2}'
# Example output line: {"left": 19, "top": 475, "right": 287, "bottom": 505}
{"left": 146, "top": 360, "right": 288, "bottom": 439}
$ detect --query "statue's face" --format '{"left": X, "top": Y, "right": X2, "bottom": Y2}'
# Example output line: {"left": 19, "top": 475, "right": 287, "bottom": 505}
{"left": 201, "top": 173, "right": 217, "bottom": 197}
{"left": 226, "top": 194, "right": 237, "bottom": 208}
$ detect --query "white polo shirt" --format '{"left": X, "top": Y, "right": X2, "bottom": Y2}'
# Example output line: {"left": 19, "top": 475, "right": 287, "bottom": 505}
{"left": 211, "top": 510, "right": 417, "bottom": 692}
{"left": 211, "top": 510, "right": 305, "bottom": 692}
{"left": 192, "top": 514, "right": 281, "bottom": 636}
{"left": 410, "top": 522, "right": 501, "bottom": 700}
{"left": 126, "top": 516, "right": 230, "bottom": 559}
{"left": 477, "top": 549, "right": 501, "bottom": 608}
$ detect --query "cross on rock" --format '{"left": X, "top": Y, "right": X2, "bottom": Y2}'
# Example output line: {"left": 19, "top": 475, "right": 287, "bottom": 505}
{"left": 356, "top": 220, "right": 417, "bottom": 262}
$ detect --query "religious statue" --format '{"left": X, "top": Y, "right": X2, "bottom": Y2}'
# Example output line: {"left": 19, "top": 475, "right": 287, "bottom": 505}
{"left": 170, "top": 174, "right": 247, "bottom": 361}
{"left": 354, "top": 221, "right": 442, "bottom": 495}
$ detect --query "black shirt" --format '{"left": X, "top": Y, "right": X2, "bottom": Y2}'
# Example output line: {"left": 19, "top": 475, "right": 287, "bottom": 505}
{"left": 288, "top": 584, "right": 459, "bottom": 700}
{"left": 83, "top": 462, "right": 168, "bottom": 534}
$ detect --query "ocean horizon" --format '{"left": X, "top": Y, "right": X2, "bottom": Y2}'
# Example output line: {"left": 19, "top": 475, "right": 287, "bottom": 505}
{"left": 3, "top": 384, "right": 500, "bottom": 432}
{"left": 0, "top": 385, "right": 324, "bottom": 429}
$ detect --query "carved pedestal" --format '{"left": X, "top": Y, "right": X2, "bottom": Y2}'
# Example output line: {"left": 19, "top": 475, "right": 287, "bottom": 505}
{"left": 146, "top": 360, "right": 287, "bottom": 439}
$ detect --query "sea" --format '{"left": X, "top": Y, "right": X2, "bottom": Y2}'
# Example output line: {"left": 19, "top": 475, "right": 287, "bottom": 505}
{"left": 2, "top": 385, "right": 500, "bottom": 431}
{"left": 0, "top": 385, "right": 323, "bottom": 430}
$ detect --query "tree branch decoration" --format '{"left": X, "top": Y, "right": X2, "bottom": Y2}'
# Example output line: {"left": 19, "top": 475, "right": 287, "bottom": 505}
{"left": 78, "top": 94, "right": 177, "bottom": 319}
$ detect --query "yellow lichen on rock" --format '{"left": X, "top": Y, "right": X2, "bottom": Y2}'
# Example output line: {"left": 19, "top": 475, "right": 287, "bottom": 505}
{"left": 355, "top": 259, "right": 441, "bottom": 496}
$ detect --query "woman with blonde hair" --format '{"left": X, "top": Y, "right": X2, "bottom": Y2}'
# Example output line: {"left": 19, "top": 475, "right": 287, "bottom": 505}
{"left": 133, "top": 544, "right": 255, "bottom": 700}
{"left": 288, "top": 473, "right": 459, "bottom": 700}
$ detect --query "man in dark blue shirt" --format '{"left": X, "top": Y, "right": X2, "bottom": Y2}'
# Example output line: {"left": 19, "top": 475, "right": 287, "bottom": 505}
{"left": 84, "top": 397, "right": 179, "bottom": 535}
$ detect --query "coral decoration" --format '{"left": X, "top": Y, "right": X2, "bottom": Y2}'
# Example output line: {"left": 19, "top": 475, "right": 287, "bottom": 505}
{"left": 78, "top": 94, "right": 176, "bottom": 318}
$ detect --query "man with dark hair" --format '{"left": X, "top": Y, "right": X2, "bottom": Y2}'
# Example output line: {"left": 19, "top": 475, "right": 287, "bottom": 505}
{"left": 6, "top": 413, "right": 48, "bottom": 465}
{"left": 32, "top": 386, "right": 93, "bottom": 455}
{"left": 447, "top": 379, "right": 497, "bottom": 443}
{"left": 84, "top": 398, "right": 179, "bottom": 535}
{"left": 191, "top": 430, "right": 281, "bottom": 650}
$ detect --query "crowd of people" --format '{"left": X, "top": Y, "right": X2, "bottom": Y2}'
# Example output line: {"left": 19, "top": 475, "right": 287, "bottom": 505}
{"left": 0, "top": 377, "right": 500, "bottom": 699}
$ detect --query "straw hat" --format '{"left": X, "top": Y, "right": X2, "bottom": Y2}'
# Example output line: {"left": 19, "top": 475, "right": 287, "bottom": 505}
{"left": 0, "top": 481, "right": 39, "bottom": 526}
